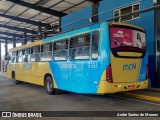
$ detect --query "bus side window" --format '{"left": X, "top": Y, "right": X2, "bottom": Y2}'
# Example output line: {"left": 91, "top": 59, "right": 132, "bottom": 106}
{"left": 69, "top": 38, "right": 76, "bottom": 60}
{"left": 92, "top": 31, "right": 99, "bottom": 59}
{"left": 24, "top": 48, "right": 30, "bottom": 62}
{"left": 41, "top": 43, "right": 52, "bottom": 61}
{"left": 22, "top": 49, "right": 25, "bottom": 62}
{"left": 18, "top": 50, "right": 23, "bottom": 63}
{"left": 16, "top": 51, "right": 18, "bottom": 63}
{"left": 70, "top": 33, "right": 90, "bottom": 60}
{"left": 31, "top": 46, "right": 40, "bottom": 62}
{"left": 54, "top": 39, "right": 68, "bottom": 61}
{"left": 11, "top": 51, "right": 16, "bottom": 63}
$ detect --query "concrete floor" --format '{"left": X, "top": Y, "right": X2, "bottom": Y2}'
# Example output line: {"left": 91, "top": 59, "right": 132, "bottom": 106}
{"left": 0, "top": 72, "right": 160, "bottom": 120}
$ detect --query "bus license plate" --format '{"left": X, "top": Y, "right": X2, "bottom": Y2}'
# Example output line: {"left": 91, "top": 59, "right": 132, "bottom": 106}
{"left": 128, "top": 85, "right": 135, "bottom": 90}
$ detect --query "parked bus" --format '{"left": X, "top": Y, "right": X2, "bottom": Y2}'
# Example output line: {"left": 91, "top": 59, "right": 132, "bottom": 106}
{"left": 6, "top": 22, "right": 148, "bottom": 94}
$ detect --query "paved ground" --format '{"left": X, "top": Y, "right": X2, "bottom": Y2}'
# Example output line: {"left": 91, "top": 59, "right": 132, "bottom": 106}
{"left": 0, "top": 72, "right": 160, "bottom": 120}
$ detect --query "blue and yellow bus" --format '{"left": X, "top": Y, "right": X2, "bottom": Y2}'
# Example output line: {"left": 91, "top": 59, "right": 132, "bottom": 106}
{"left": 6, "top": 22, "right": 148, "bottom": 94}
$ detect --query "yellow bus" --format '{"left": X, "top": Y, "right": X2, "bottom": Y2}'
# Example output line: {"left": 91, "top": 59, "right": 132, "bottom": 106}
{"left": 6, "top": 22, "right": 148, "bottom": 95}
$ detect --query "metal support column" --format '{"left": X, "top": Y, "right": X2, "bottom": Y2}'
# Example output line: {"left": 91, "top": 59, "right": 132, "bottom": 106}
{"left": 154, "top": 0, "right": 160, "bottom": 87}
{"left": 4, "top": 39, "right": 8, "bottom": 72}
{"left": 31, "top": 35, "right": 34, "bottom": 42}
{"left": 23, "top": 32, "right": 27, "bottom": 45}
{"left": 0, "top": 41, "right": 1, "bottom": 71}
{"left": 59, "top": 17, "right": 62, "bottom": 32}
{"left": 5, "top": 39, "right": 8, "bottom": 56}
{"left": 13, "top": 36, "right": 16, "bottom": 48}
{"left": 38, "top": 26, "right": 42, "bottom": 40}
{"left": 90, "top": 0, "right": 101, "bottom": 23}
{"left": 44, "top": 32, "right": 48, "bottom": 38}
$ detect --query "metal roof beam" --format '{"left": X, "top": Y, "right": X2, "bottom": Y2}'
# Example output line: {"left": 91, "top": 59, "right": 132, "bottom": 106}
{"left": 0, "top": 37, "right": 12, "bottom": 41}
{"left": 0, "top": 32, "right": 22, "bottom": 38}
{"left": 0, "top": 13, "right": 50, "bottom": 27}
{"left": 86, "top": 0, "right": 101, "bottom": 3}
{"left": 35, "top": 0, "right": 52, "bottom": 6}
{"left": 62, "top": 0, "right": 86, "bottom": 12}
{"left": 0, "top": 24, "right": 37, "bottom": 34}
{"left": 7, "top": 0, "right": 67, "bottom": 17}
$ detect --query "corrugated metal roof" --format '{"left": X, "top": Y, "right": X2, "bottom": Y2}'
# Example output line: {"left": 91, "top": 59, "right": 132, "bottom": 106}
{"left": 0, "top": 0, "right": 90, "bottom": 42}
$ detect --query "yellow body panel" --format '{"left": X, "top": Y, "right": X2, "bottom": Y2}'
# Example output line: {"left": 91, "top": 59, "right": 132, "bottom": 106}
{"left": 7, "top": 62, "right": 57, "bottom": 88}
{"left": 97, "top": 50, "right": 148, "bottom": 94}
{"left": 117, "top": 52, "right": 142, "bottom": 57}
{"left": 97, "top": 70, "right": 148, "bottom": 94}
{"left": 7, "top": 41, "right": 58, "bottom": 88}
{"left": 111, "top": 52, "right": 141, "bottom": 83}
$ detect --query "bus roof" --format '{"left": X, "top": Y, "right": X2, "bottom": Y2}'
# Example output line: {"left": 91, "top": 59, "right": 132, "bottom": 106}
{"left": 111, "top": 22, "right": 144, "bottom": 31}
{"left": 42, "top": 23, "right": 100, "bottom": 43}
{"left": 9, "top": 21, "right": 144, "bottom": 52}
{"left": 9, "top": 23, "right": 101, "bottom": 52}
{"left": 9, "top": 40, "right": 42, "bottom": 52}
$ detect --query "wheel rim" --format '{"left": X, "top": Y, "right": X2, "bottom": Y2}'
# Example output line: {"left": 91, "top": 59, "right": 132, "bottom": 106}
{"left": 47, "top": 81, "right": 52, "bottom": 92}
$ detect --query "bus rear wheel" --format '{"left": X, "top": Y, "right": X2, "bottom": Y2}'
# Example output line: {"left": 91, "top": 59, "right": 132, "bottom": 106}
{"left": 12, "top": 72, "right": 19, "bottom": 84}
{"left": 45, "top": 76, "right": 55, "bottom": 95}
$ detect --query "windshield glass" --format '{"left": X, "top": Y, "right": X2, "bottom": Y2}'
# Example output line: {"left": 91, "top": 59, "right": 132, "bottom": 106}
{"left": 110, "top": 26, "right": 146, "bottom": 50}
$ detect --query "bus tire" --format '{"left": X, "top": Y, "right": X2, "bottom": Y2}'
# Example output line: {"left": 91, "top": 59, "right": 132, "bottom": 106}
{"left": 45, "top": 76, "right": 55, "bottom": 95}
{"left": 12, "top": 72, "right": 19, "bottom": 84}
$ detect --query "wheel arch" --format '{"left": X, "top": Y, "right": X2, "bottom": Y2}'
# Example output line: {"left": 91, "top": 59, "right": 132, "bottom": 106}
{"left": 11, "top": 71, "right": 15, "bottom": 78}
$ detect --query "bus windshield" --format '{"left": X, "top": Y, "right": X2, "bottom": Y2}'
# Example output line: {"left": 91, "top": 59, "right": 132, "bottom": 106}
{"left": 110, "top": 25, "right": 146, "bottom": 50}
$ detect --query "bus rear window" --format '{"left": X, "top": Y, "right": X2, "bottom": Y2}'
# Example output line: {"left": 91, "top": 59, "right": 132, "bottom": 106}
{"left": 110, "top": 26, "right": 146, "bottom": 50}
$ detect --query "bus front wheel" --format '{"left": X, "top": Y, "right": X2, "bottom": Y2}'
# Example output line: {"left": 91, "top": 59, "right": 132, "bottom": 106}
{"left": 45, "top": 76, "right": 55, "bottom": 95}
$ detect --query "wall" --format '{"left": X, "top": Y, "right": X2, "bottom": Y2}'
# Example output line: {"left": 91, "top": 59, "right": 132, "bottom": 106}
{"left": 98, "top": 0, "right": 155, "bottom": 86}
{"left": 61, "top": 0, "right": 156, "bottom": 87}
{"left": 61, "top": 6, "right": 92, "bottom": 32}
